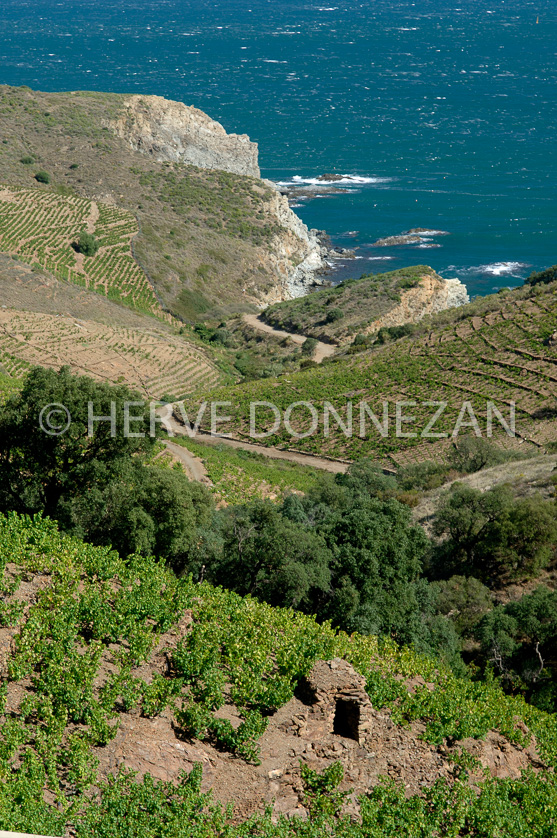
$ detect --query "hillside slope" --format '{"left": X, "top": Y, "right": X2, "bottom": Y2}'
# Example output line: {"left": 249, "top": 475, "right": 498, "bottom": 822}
{"left": 0, "top": 185, "right": 165, "bottom": 317}
{"left": 184, "top": 280, "right": 557, "bottom": 466}
{"left": 262, "top": 265, "right": 469, "bottom": 344}
{"left": 0, "top": 254, "right": 222, "bottom": 398}
{"left": 1, "top": 513, "right": 557, "bottom": 836}
{"left": 0, "top": 85, "right": 330, "bottom": 320}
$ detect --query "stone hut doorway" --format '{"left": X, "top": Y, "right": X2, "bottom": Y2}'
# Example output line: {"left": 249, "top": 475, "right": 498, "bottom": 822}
{"left": 333, "top": 697, "right": 360, "bottom": 741}
{"left": 295, "top": 658, "right": 373, "bottom": 745}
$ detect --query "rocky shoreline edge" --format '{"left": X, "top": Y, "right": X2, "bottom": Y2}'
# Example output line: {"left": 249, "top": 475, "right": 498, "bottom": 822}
{"left": 110, "top": 97, "right": 466, "bottom": 311}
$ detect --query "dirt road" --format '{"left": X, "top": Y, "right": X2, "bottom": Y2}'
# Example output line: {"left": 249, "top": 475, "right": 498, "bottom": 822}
{"left": 163, "top": 440, "right": 210, "bottom": 483}
{"left": 242, "top": 314, "right": 337, "bottom": 363}
{"left": 164, "top": 413, "right": 349, "bottom": 475}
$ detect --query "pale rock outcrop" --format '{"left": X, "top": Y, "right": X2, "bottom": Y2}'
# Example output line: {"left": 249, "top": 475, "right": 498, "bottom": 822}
{"left": 364, "top": 273, "right": 469, "bottom": 336}
{"left": 109, "top": 96, "right": 331, "bottom": 299}
{"left": 260, "top": 185, "right": 330, "bottom": 301}
{"left": 111, "top": 95, "right": 260, "bottom": 177}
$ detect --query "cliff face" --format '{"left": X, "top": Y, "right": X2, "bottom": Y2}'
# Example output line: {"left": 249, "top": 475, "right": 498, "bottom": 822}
{"left": 110, "top": 95, "right": 330, "bottom": 302}
{"left": 111, "top": 95, "right": 261, "bottom": 178}
{"left": 0, "top": 86, "right": 465, "bottom": 321}
{"left": 257, "top": 185, "right": 329, "bottom": 304}
{"left": 364, "top": 274, "right": 469, "bottom": 336}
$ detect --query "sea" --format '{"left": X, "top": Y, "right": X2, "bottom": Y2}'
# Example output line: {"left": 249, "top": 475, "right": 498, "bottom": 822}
{"left": 1, "top": 0, "right": 556, "bottom": 298}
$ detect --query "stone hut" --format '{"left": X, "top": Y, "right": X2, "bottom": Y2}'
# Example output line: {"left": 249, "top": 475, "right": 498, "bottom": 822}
{"left": 294, "top": 658, "right": 374, "bottom": 745}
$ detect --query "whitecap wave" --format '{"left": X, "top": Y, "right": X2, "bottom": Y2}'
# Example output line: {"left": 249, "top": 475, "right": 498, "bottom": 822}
{"left": 453, "top": 261, "right": 530, "bottom": 277}
{"left": 406, "top": 229, "right": 450, "bottom": 236}
{"left": 482, "top": 261, "right": 530, "bottom": 276}
{"left": 277, "top": 174, "right": 392, "bottom": 187}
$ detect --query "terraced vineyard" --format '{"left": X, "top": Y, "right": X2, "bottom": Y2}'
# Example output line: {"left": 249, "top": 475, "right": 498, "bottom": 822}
{"left": 187, "top": 282, "right": 557, "bottom": 466}
{"left": 2, "top": 513, "right": 557, "bottom": 836}
{"left": 0, "top": 308, "right": 221, "bottom": 399}
{"left": 172, "top": 438, "right": 321, "bottom": 504}
{"left": 0, "top": 186, "right": 164, "bottom": 316}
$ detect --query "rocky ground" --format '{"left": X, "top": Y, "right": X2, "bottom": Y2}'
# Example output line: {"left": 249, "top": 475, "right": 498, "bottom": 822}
{"left": 0, "top": 553, "right": 547, "bottom": 827}
{"left": 87, "top": 656, "right": 544, "bottom": 823}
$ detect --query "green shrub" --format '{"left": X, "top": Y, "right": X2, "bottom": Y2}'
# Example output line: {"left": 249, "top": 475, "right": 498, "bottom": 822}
{"left": 75, "top": 231, "right": 100, "bottom": 257}
{"left": 34, "top": 171, "right": 51, "bottom": 184}
{"left": 325, "top": 308, "right": 344, "bottom": 324}
{"left": 376, "top": 323, "right": 416, "bottom": 343}
{"left": 20, "top": 155, "right": 34, "bottom": 165}
{"left": 210, "top": 327, "right": 233, "bottom": 347}
{"left": 433, "top": 575, "right": 493, "bottom": 636}
{"left": 432, "top": 484, "right": 557, "bottom": 580}
{"left": 302, "top": 337, "right": 318, "bottom": 356}
{"left": 397, "top": 275, "right": 420, "bottom": 290}
{"left": 527, "top": 264, "right": 557, "bottom": 287}
{"left": 397, "top": 461, "right": 453, "bottom": 491}
{"left": 448, "top": 436, "right": 530, "bottom": 474}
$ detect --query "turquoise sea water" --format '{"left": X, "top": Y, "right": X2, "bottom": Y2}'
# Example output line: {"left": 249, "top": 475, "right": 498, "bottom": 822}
{"left": 1, "top": 0, "right": 556, "bottom": 297}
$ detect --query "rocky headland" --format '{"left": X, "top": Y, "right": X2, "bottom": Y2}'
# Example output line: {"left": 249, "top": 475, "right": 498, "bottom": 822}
{"left": 111, "top": 94, "right": 261, "bottom": 178}
{"left": 109, "top": 95, "right": 343, "bottom": 300}
{"left": 0, "top": 85, "right": 468, "bottom": 320}
{"left": 363, "top": 271, "right": 469, "bottom": 337}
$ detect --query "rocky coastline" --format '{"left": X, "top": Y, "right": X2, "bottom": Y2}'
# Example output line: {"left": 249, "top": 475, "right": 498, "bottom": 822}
{"left": 109, "top": 96, "right": 465, "bottom": 316}
{"left": 110, "top": 94, "right": 260, "bottom": 177}
{"left": 109, "top": 96, "right": 349, "bottom": 301}
{"left": 258, "top": 183, "right": 356, "bottom": 301}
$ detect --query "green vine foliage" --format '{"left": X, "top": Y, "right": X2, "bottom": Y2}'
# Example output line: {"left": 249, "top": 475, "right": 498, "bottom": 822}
{"left": 1, "top": 511, "right": 557, "bottom": 835}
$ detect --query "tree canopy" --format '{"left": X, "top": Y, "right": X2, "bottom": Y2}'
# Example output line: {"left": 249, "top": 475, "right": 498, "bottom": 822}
{"left": 0, "top": 367, "right": 213, "bottom": 564}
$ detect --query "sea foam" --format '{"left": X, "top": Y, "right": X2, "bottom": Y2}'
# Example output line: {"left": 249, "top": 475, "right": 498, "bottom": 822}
{"left": 277, "top": 174, "right": 392, "bottom": 187}
{"left": 463, "top": 262, "right": 531, "bottom": 277}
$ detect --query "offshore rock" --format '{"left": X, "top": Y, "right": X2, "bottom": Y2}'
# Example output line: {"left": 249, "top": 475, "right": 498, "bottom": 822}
{"left": 371, "top": 229, "right": 450, "bottom": 248}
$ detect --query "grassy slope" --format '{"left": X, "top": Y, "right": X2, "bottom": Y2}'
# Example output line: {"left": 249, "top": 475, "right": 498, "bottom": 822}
{"left": 2, "top": 513, "right": 557, "bottom": 836}
{"left": 172, "top": 437, "right": 322, "bottom": 504}
{"left": 262, "top": 265, "right": 439, "bottom": 343}
{"left": 0, "top": 186, "right": 163, "bottom": 316}
{"left": 0, "top": 85, "right": 300, "bottom": 394}
{"left": 186, "top": 280, "right": 557, "bottom": 466}
{"left": 0, "top": 85, "right": 287, "bottom": 322}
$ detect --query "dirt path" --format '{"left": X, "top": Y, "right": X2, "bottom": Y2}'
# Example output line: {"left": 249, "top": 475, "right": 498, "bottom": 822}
{"left": 164, "top": 413, "right": 349, "bottom": 475}
{"left": 163, "top": 440, "right": 210, "bottom": 483}
{"left": 413, "top": 453, "right": 557, "bottom": 531}
{"left": 86, "top": 201, "right": 99, "bottom": 234}
{"left": 242, "top": 314, "right": 337, "bottom": 363}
